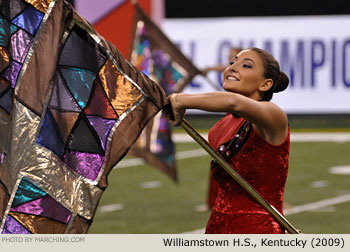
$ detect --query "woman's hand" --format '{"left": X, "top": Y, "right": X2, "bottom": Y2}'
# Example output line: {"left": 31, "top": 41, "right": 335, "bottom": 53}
{"left": 167, "top": 93, "right": 186, "bottom": 126}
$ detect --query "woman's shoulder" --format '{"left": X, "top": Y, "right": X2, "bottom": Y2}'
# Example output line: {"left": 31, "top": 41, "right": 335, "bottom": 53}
{"left": 251, "top": 123, "right": 290, "bottom": 147}
{"left": 256, "top": 101, "right": 288, "bottom": 132}
{"left": 248, "top": 101, "right": 288, "bottom": 146}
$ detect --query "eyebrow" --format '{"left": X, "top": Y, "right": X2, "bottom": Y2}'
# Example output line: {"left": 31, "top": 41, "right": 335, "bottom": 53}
{"left": 233, "top": 56, "right": 255, "bottom": 64}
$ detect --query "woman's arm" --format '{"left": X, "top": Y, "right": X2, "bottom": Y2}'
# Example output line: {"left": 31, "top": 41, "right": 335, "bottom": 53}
{"left": 168, "top": 92, "right": 288, "bottom": 145}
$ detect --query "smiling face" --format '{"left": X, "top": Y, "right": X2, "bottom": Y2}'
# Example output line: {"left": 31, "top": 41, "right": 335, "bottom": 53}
{"left": 223, "top": 49, "right": 271, "bottom": 100}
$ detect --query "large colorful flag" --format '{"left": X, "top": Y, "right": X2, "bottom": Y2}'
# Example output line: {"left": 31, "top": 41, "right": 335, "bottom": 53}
{"left": 129, "top": 5, "right": 201, "bottom": 181}
{"left": 131, "top": 4, "right": 201, "bottom": 94}
{"left": 0, "top": 0, "right": 167, "bottom": 234}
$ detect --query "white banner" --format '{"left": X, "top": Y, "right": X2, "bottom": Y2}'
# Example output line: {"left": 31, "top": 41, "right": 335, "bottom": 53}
{"left": 0, "top": 234, "right": 349, "bottom": 252}
{"left": 163, "top": 16, "right": 350, "bottom": 114}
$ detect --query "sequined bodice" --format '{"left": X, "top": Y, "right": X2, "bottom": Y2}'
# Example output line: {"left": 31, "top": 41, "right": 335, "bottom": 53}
{"left": 208, "top": 114, "right": 290, "bottom": 215}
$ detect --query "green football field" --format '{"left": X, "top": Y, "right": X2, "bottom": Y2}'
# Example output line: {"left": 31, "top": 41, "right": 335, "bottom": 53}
{"left": 89, "top": 129, "right": 350, "bottom": 234}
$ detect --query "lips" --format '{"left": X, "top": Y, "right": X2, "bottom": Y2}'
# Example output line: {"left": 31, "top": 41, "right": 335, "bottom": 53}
{"left": 227, "top": 75, "right": 239, "bottom": 81}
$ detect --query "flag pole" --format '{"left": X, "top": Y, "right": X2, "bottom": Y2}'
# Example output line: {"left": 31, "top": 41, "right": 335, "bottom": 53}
{"left": 181, "top": 119, "right": 300, "bottom": 234}
{"left": 203, "top": 76, "right": 224, "bottom": 91}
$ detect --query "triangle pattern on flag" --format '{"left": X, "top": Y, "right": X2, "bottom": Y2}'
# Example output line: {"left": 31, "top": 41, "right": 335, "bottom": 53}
{"left": 49, "top": 71, "right": 81, "bottom": 113}
{"left": 36, "top": 109, "right": 65, "bottom": 158}
{"left": 11, "top": 6, "right": 44, "bottom": 36}
{"left": 1, "top": 60, "right": 22, "bottom": 88}
{"left": 63, "top": 150, "right": 105, "bottom": 181}
{"left": 152, "top": 49, "right": 184, "bottom": 95}
{"left": 0, "top": 77, "right": 10, "bottom": 94}
{"left": 87, "top": 116, "right": 116, "bottom": 151}
{"left": 66, "top": 114, "right": 104, "bottom": 155}
{"left": 99, "top": 59, "right": 143, "bottom": 116}
{"left": 24, "top": 0, "right": 52, "bottom": 13}
{"left": 49, "top": 109, "right": 79, "bottom": 144}
{"left": 0, "top": 0, "right": 27, "bottom": 20}
{"left": 9, "top": 212, "right": 67, "bottom": 234}
{"left": 12, "top": 177, "right": 47, "bottom": 207}
{"left": 60, "top": 67, "right": 96, "bottom": 110}
{"left": 1, "top": 215, "right": 31, "bottom": 234}
{"left": 0, "top": 86, "right": 13, "bottom": 114}
{"left": 83, "top": 79, "right": 118, "bottom": 119}
{"left": 0, "top": 47, "right": 10, "bottom": 73}
{"left": 0, "top": 16, "right": 18, "bottom": 48}
{"left": 10, "top": 29, "right": 33, "bottom": 63}
{"left": 10, "top": 195, "right": 72, "bottom": 224}
{"left": 59, "top": 25, "right": 107, "bottom": 73}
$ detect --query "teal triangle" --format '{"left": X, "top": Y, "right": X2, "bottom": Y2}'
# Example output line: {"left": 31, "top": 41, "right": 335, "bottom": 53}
{"left": 60, "top": 67, "right": 96, "bottom": 110}
{"left": 10, "top": 24, "right": 17, "bottom": 35}
{"left": 0, "top": 16, "right": 18, "bottom": 47}
{"left": 12, "top": 177, "right": 47, "bottom": 207}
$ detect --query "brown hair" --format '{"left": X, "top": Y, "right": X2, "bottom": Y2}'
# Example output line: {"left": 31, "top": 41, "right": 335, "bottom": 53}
{"left": 249, "top": 47, "right": 289, "bottom": 101}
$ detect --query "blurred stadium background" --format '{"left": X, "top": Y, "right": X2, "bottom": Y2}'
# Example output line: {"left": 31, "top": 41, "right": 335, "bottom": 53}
{"left": 69, "top": 0, "right": 350, "bottom": 233}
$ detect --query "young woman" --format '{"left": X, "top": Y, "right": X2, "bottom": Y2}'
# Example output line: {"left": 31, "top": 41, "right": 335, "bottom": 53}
{"left": 201, "top": 47, "right": 243, "bottom": 210}
{"left": 168, "top": 47, "right": 290, "bottom": 234}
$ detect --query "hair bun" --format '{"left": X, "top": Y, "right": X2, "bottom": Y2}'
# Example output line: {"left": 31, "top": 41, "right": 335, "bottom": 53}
{"left": 274, "top": 72, "right": 289, "bottom": 93}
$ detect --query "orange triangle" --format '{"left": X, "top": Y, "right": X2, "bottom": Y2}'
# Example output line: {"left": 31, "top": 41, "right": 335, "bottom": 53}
{"left": 0, "top": 77, "right": 10, "bottom": 94}
{"left": 0, "top": 47, "right": 10, "bottom": 73}
{"left": 84, "top": 79, "right": 118, "bottom": 119}
{"left": 9, "top": 212, "right": 67, "bottom": 234}
{"left": 50, "top": 109, "right": 79, "bottom": 144}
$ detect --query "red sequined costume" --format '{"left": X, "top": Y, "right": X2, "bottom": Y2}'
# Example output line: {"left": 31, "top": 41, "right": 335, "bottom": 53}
{"left": 205, "top": 114, "right": 290, "bottom": 234}
{"left": 207, "top": 173, "right": 219, "bottom": 209}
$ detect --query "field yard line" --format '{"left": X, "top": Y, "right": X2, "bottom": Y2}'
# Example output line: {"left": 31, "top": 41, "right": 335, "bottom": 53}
{"left": 115, "top": 157, "right": 144, "bottom": 168}
{"left": 291, "top": 133, "right": 350, "bottom": 142}
{"left": 115, "top": 132, "right": 350, "bottom": 169}
{"left": 173, "top": 133, "right": 208, "bottom": 143}
{"left": 182, "top": 194, "right": 350, "bottom": 234}
{"left": 283, "top": 194, "right": 350, "bottom": 215}
{"left": 99, "top": 203, "right": 124, "bottom": 213}
{"left": 176, "top": 149, "right": 207, "bottom": 159}
{"left": 174, "top": 132, "right": 350, "bottom": 143}
{"left": 115, "top": 149, "right": 207, "bottom": 169}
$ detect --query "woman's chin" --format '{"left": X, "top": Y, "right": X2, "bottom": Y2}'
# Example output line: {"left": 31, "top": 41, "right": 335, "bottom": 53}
{"left": 223, "top": 84, "right": 237, "bottom": 93}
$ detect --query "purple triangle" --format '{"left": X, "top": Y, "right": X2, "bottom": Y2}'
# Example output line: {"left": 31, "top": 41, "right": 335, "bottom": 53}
{"left": 87, "top": 116, "right": 116, "bottom": 151}
{"left": 1, "top": 61, "right": 22, "bottom": 88}
{"left": 10, "top": 195, "right": 72, "bottom": 224}
{"left": 1, "top": 215, "right": 31, "bottom": 234}
{"left": 63, "top": 151, "right": 104, "bottom": 181}
{"left": 10, "top": 29, "right": 33, "bottom": 63}
{"left": 49, "top": 71, "right": 81, "bottom": 112}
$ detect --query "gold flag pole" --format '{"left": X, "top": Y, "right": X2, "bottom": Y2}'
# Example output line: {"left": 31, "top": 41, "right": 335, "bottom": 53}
{"left": 203, "top": 76, "right": 224, "bottom": 91}
{"left": 181, "top": 119, "right": 300, "bottom": 234}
